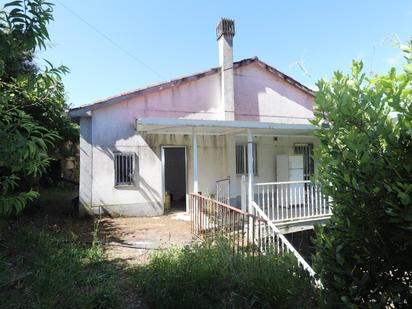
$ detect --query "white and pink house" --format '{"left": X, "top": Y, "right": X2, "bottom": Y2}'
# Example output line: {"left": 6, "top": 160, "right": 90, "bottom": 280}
{"left": 69, "top": 19, "right": 330, "bottom": 234}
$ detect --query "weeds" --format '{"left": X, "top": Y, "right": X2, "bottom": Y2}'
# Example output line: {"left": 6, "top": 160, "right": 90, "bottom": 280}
{"left": 135, "top": 238, "right": 320, "bottom": 308}
{"left": 1, "top": 185, "right": 322, "bottom": 308}
{"left": 0, "top": 223, "right": 322, "bottom": 308}
{"left": 0, "top": 222, "right": 122, "bottom": 309}
{"left": 86, "top": 220, "right": 105, "bottom": 263}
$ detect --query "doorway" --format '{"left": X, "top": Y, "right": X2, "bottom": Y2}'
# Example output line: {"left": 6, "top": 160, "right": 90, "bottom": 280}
{"left": 162, "top": 147, "right": 187, "bottom": 211}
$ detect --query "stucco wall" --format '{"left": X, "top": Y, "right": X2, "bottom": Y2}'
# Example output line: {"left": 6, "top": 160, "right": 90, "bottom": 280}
{"left": 87, "top": 73, "right": 223, "bottom": 216}
{"left": 79, "top": 117, "right": 93, "bottom": 216}
{"left": 79, "top": 62, "right": 316, "bottom": 216}
{"left": 89, "top": 133, "right": 228, "bottom": 216}
{"left": 234, "top": 62, "right": 313, "bottom": 124}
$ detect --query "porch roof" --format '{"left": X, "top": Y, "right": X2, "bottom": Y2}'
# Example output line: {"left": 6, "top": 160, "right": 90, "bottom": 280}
{"left": 135, "top": 117, "right": 315, "bottom": 136}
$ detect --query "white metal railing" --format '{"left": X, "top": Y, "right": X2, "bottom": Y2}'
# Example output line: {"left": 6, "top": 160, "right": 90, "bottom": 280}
{"left": 216, "top": 177, "right": 230, "bottom": 205}
{"left": 250, "top": 201, "right": 317, "bottom": 279}
{"left": 254, "top": 180, "right": 331, "bottom": 222}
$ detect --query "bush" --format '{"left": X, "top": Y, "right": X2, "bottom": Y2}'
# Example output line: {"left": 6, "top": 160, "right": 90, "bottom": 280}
{"left": 136, "top": 238, "right": 319, "bottom": 308}
{"left": 0, "top": 0, "right": 78, "bottom": 216}
{"left": 312, "top": 41, "right": 412, "bottom": 307}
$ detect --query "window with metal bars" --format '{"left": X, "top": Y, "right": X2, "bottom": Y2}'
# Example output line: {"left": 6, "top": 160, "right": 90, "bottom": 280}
{"left": 294, "top": 143, "right": 314, "bottom": 180}
{"left": 114, "top": 152, "right": 136, "bottom": 186}
{"left": 235, "top": 143, "right": 257, "bottom": 175}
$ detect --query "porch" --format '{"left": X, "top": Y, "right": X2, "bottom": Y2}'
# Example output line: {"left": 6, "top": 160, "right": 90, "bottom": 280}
{"left": 136, "top": 117, "right": 329, "bottom": 232}
{"left": 136, "top": 117, "right": 331, "bottom": 280}
{"left": 216, "top": 178, "right": 331, "bottom": 233}
{"left": 136, "top": 118, "right": 330, "bottom": 232}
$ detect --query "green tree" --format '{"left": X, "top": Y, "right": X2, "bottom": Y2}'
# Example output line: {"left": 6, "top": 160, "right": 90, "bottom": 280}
{"left": 312, "top": 41, "right": 412, "bottom": 307}
{"left": 0, "top": 0, "right": 75, "bottom": 215}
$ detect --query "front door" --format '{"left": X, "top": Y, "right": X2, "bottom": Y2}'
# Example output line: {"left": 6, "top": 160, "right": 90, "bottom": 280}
{"left": 163, "top": 147, "right": 187, "bottom": 211}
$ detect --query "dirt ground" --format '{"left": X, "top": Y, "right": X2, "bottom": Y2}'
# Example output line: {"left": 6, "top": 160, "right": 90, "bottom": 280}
{"left": 24, "top": 210, "right": 194, "bottom": 264}
{"left": 10, "top": 187, "right": 199, "bottom": 308}
{"left": 22, "top": 186, "right": 195, "bottom": 264}
{"left": 98, "top": 210, "right": 194, "bottom": 263}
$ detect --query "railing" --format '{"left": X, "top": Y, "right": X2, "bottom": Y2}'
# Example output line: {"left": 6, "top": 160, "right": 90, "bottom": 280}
{"left": 189, "top": 193, "right": 267, "bottom": 255}
{"left": 254, "top": 180, "right": 331, "bottom": 222}
{"left": 189, "top": 193, "right": 317, "bottom": 278}
{"left": 216, "top": 177, "right": 230, "bottom": 205}
{"left": 188, "top": 193, "right": 317, "bottom": 279}
{"left": 250, "top": 201, "right": 317, "bottom": 279}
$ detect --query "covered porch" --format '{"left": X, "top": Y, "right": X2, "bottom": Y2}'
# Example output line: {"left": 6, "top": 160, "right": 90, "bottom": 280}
{"left": 136, "top": 117, "right": 329, "bottom": 229}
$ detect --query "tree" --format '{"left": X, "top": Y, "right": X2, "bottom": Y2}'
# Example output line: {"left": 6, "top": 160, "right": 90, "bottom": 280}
{"left": 312, "top": 41, "right": 412, "bottom": 307}
{"left": 0, "top": 0, "right": 75, "bottom": 215}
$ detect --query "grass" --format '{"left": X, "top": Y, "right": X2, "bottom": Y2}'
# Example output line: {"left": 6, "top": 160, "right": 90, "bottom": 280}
{"left": 135, "top": 238, "right": 320, "bottom": 309}
{"left": 1, "top": 185, "right": 322, "bottom": 308}
{"left": 0, "top": 221, "right": 125, "bottom": 309}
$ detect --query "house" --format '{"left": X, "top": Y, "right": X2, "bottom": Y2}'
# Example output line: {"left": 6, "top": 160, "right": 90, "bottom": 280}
{"left": 69, "top": 19, "right": 326, "bottom": 225}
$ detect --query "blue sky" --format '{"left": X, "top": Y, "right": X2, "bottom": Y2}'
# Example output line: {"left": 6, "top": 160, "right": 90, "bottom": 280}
{"left": 16, "top": 0, "right": 412, "bottom": 107}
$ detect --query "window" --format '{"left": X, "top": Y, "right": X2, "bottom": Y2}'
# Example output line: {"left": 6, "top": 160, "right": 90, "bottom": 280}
{"left": 236, "top": 143, "right": 257, "bottom": 175}
{"left": 114, "top": 152, "right": 136, "bottom": 186}
{"left": 294, "top": 143, "right": 314, "bottom": 180}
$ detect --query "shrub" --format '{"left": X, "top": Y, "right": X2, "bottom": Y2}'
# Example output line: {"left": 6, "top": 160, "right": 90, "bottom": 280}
{"left": 136, "top": 238, "right": 319, "bottom": 308}
{"left": 312, "top": 41, "right": 412, "bottom": 307}
{"left": 0, "top": 0, "right": 78, "bottom": 216}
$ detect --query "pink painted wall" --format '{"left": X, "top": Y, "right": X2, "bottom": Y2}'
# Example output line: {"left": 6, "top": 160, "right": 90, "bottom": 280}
{"left": 92, "top": 61, "right": 315, "bottom": 149}
{"left": 92, "top": 61, "right": 314, "bottom": 144}
{"left": 234, "top": 62, "right": 314, "bottom": 124}
{"left": 92, "top": 72, "right": 221, "bottom": 147}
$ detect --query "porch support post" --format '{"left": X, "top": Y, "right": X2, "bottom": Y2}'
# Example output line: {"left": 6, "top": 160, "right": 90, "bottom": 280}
{"left": 192, "top": 127, "right": 198, "bottom": 194}
{"left": 241, "top": 175, "right": 247, "bottom": 212}
{"left": 247, "top": 129, "right": 254, "bottom": 213}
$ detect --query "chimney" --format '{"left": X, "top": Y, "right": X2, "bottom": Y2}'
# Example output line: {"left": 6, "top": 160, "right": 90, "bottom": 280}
{"left": 216, "top": 18, "right": 235, "bottom": 120}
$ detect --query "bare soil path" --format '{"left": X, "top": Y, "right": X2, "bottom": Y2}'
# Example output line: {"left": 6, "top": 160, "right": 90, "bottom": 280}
{"left": 98, "top": 210, "right": 194, "bottom": 263}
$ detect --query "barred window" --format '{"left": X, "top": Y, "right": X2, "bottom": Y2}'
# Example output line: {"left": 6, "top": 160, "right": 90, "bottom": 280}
{"left": 294, "top": 143, "right": 314, "bottom": 180}
{"left": 236, "top": 143, "right": 257, "bottom": 175}
{"left": 114, "top": 152, "right": 136, "bottom": 186}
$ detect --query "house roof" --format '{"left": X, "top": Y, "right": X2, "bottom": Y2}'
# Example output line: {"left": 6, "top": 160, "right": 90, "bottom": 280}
{"left": 68, "top": 57, "right": 314, "bottom": 118}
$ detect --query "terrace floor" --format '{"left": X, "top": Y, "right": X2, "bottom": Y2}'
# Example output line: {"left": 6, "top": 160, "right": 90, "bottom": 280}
{"left": 261, "top": 205, "right": 330, "bottom": 221}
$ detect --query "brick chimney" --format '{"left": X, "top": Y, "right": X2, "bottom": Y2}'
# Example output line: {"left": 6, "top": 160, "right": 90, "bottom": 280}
{"left": 216, "top": 18, "right": 235, "bottom": 120}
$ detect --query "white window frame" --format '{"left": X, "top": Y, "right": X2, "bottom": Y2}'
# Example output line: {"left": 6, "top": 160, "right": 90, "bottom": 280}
{"left": 235, "top": 143, "right": 257, "bottom": 175}
{"left": 114, "top": 152, "right": 136, "bottom": 187}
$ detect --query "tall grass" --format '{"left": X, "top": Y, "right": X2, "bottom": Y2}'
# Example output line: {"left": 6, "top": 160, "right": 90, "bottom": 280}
{"left": 136, "top": 238, "right": 320, "bottom": 308}
{"left": 0, "top": 222, "right": 121, "bottom": 309}
{"left": 2, "top": 184, "right": 322, "bottom": 308}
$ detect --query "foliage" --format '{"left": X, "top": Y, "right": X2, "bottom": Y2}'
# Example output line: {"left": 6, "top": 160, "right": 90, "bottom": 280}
{"left": 0, "top": 103, "right": 56, "bottom": 216}
{"left": 0, "top": 223, "right": 121, "bottom": 309}
{"left": 0, "top": 0, "right": 79, "bottom": 158}
{"left": 136, "top": 238, "right": 319, "bottom": 309}
{"left": 0, "top": 0, "right": 77, "bottom": 216}
{"left": 312, "top": 40, "right": 412, "bottom": 307}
